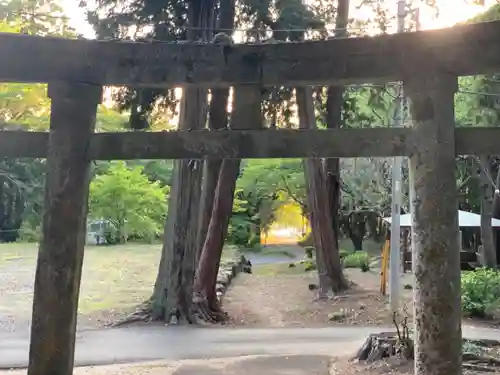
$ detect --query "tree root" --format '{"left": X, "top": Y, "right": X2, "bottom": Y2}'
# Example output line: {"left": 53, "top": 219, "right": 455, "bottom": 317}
{"left": 463, "top": 363, "right": 497, "bottom": 372}
{"left": 192, "top": 293, "right": 228, "bottom": 324}
{"left": 108, "top": 300, "right": 153, "bottom": 327}
{"left": 463, "top": 353, "right": 500, "bottom": 367}
{"left": 166, "top": 308, "right": 196, "bottom": 325}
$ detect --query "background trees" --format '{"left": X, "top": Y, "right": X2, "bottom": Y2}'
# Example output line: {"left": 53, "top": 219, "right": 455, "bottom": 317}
{"left": 89, "top": 162, "right": 168, "bottom": 244}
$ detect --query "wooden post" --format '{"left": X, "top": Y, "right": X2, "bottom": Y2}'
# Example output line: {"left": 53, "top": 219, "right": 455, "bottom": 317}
{"left": 406, "top": 73, "right": 461, "bottom": 375}
{"left": 28, "top": 82, "right": 102, "bottom": 375}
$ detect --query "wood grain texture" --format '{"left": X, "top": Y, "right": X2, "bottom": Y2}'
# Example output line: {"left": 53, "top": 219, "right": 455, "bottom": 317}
{"left": 408, "top": 74, "right": 462, "bottom": 375}
{"left": 28, "top": 82, "right": 101, "bottom": 375}
{"left": 0, "top": 127, "right": 499, "bottom": 159}
{"left": 0, "top": 20, "right": 499, "bottom": 87}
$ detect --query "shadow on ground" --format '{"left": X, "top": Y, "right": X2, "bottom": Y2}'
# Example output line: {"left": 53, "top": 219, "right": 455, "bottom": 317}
{"left": 172, "top": 355, "right": 331, "bottom": 375}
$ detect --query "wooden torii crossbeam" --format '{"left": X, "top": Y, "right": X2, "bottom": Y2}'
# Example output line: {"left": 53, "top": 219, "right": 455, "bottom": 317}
{"left": 0, "top": 20, "right": 499, "bottom": 87}
{"left": 0, "top": 127, "right": 498, "bottom": 159}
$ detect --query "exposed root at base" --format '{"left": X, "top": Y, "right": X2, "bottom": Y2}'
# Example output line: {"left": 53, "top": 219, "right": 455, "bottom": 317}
{"left": 108, "top": 301, "right": 153, "bottom": 327}
{"left": 108, "top": 294, "right": 229, "bottom": 327}
{"left": 192, "top": 294, "right": 228, "bottom": 324}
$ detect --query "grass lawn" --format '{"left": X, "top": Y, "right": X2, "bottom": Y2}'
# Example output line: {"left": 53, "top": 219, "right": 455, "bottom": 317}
{"left": 0, "top": 242, "right": 237, "bottom": 331}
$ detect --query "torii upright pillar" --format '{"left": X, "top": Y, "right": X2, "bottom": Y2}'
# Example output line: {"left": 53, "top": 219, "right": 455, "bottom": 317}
{"left": 407, "top": 72, "right": 461, "bottom": 375}
{"left": 28, "top": 82, "right": 102, "bottom": 375}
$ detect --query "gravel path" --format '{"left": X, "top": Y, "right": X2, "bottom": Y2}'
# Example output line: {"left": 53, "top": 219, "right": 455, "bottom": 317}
{"left": 0, "top": 256, "right": 35, "bottom": 334}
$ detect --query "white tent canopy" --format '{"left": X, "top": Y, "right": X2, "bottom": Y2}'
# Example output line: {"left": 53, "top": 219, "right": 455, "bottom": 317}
{"left": 383, "top": 210, "right": 500, "bottom": 228}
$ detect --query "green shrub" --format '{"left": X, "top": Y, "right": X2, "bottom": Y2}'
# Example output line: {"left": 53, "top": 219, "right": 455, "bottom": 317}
{"left": 461, "top": 268, "right": 500, "bottom": 318}
{"left": 304, "top": 246, "right": 315, "bottom": 259}
{"left": 227, "top": 222, "right": 252, "bottom": 246}
{"left": 343, "top": 251, "right": 370, "bottom": 270}
{"left": 339, "top": 249, "right": 351, "bottom": 259}
{"left": 298, "top": 232, "right": 313, "bottom": 247}
{"left": 18, "top": 222, "right": 40, "bottom": 243}
{"left": 462, "top": 340, "right": 485, "bottom": 355}
{"left": 304, "top": 259, "right": 316, "bottom": 272}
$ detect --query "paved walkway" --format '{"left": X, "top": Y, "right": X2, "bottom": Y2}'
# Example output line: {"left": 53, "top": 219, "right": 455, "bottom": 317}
{"left": 1, "top": 325, "right": 499, "bottom": 369}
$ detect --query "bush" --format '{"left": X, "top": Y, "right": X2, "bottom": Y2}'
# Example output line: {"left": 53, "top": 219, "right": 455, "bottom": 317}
{"left": 339, "top": 249, "right": 351, "bottom": 259}
{"left": 18, "top": 222, "right": 40, "bottom": 243}
{"left": 462, "top": 340, "right": 485, "bottom": 355}
{"left": 304, "top": 246, "right": 315, "bottom": 259}
{"left": 461, "top": 268, "right": 500, "bottom": 318}
{"left": 343, "top": 251, "right": 370, "bottom": 270}
{"left": 227, "top": 223, "right": 251, "bottom": 246}
{"left": 304, "top": 259, "right": 316, "bottom": 272}
{"left": 298, "top": 232, "right": 313, "bottom": 247}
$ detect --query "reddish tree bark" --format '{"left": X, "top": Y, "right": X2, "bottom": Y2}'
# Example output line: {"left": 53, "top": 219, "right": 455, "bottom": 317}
{"left": 194, "top": 159, "right": 240, "bottom": 317}
{"left": 324, "top": 0, "right": 350, "bottom": 243}
{"left": 151, "top": 0, "right": 213, "bottom": 323}
{"left": 296, "top": 86, "right": 348, "bottom": 295}
{"left": 196, "top": 0, "right": 236, "bottom": 262}
{"left": 193, "top": 84, "right": 262, "bottom": 321}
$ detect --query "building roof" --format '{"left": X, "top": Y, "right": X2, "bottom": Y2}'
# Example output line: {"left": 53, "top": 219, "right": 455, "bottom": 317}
{"left": 383, "top": 210, "right": 500, "bottom": 228}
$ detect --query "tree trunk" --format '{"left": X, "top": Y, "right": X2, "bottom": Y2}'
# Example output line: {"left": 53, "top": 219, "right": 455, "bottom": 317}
{"left": 350, "top": 234, "right": 363, "bottom": 251}
{"left": 491, "top": 166, "right": 500, "bottom": 265}
{"left": 193, "top": 84, "right": 262, "bottom": 321}
{"left": 196, "top": 0, "right": 236, "bottom": 262}
{"left": 323, "top": 0, "right": 350, "bottom": 242}
{"left": 193, "top": 159, "right": 240, "bottom": 320}
{"left": 151, "top": 0, "right": 213, "bottom": 323}
{"left": 347, "top": 212, "right": 366, "bottom": 251}
{"left": 296, "top": 86, "right": 348, "bottom": 296}
{"left": 479, "top": 155, "right": 496, "bottom": 268}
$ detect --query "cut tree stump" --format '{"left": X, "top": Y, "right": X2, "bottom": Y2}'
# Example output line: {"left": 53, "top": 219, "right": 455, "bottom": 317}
{"left": 356, "top": 332, "right": 414, "bottom": 363}
{"left": 356, "top": 334, "right": 500, "bottom": 373}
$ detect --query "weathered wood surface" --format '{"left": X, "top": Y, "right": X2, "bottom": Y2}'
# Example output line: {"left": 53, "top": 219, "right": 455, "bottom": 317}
{"left": 28, "top": 82, "right": 101, "bottom": 375}
{"left": 1, "top": 21, "right": 500, "bottom": 87}
{"left": 408, "top": 74, "right": 462, "bottom": 375}
{"left": 0, "top": 127, "right": 499, "bottom": 159}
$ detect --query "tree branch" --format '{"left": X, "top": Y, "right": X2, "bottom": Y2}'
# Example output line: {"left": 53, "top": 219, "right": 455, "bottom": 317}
{"left": 280, "top": 175, "right": 306, "bottom": 208}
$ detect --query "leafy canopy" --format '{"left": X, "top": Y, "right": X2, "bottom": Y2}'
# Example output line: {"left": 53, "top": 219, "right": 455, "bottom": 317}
{"left": 89, "top": 162, "right": 169, "bottom": 240}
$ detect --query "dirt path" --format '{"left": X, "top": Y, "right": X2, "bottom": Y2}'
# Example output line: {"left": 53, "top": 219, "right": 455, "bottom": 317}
{"left": 223, "top": 263, "right": 414, "bottom": 328}
{"left": 223, "top": 258, "right": 499, "bottom": 330}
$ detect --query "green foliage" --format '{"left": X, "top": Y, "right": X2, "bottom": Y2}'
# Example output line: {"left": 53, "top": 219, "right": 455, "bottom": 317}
{"left": 461, "top": 268, "right": 500, "bottom": 318}
{"left": 18, "top": 221, "right": 40, "bottom": 242}
{"left": 304, "top": 259, "right": 316, "bottom": 272}
{"left": 298, "top": 232, "right": 313, "bottom": 247}
{"left": 0, "top": 0, "right": 76, "bottom": 36}
{"left": 304, "top": 246, "right": 314, "bottom": 259}
{"left": 462, "top": 340, "right": 485, "bottom": 356}
{"left": 89, "top": 162, "right": 169, "bottom": 243}
{"left": 339, "top": 249, "right": 351, "bottom": 259}
{"left": 343, "top": 251, "right": 370, "bottom": 270}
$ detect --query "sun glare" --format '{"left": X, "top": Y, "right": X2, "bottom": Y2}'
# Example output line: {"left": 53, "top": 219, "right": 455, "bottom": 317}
{"left": 419, "top": 0, "right": 499, "bottom": 29}
{"left": 62, "top": 0, "right": 498, "bottom": 38}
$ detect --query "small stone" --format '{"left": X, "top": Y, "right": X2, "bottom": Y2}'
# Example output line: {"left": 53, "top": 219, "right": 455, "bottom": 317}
{"left": 308, "top": 283, "right": 318, "bottom": 291}
{"left": 328, "top": 311, "right": 347, "bottom": 322}
{"left": 216, "top": 283, "right": 225, "bottom": 292}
